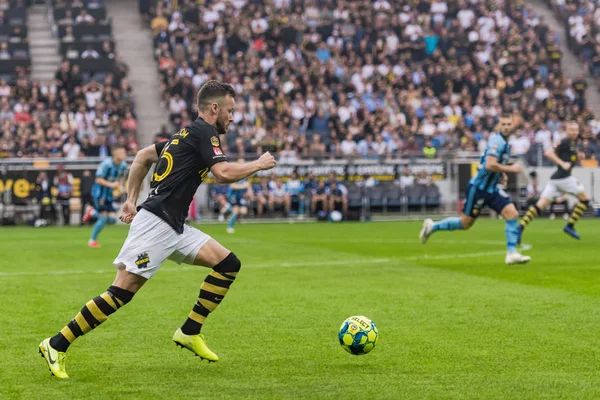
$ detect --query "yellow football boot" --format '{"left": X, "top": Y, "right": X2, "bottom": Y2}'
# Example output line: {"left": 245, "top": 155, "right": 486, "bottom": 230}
{"left": 173, "top": 328, "right": 219, "bottom": 362}
{"left": 38, "top": 338, "right": 69, "bottom": 379}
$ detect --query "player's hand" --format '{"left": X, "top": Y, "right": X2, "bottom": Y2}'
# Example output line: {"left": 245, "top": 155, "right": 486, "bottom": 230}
{"left": 561, "top": 161, "right": 572, "bottom": 171}
{"left": 119, "top": 200, "right": 137, "bottom": 224}
{"left": 257, "top": 152, "right": 276, "bottom": 170}
{"left": 500, "top": 173, "right": 508, "bottom": 186}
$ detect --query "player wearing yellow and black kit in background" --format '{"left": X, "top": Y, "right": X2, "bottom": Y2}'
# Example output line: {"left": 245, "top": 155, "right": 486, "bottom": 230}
{"left": 518, "top": 121, "right": 591, "bottom": 243}
{"left": 38, "top": 81, "right": 277, "bottom": 379}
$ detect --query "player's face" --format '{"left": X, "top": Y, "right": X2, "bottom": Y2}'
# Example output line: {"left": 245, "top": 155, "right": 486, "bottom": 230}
{"left": 216, "top": 95, "right": 235, "bottom": 135}
{"left": 566, "top": 123, "right": 579, "bottom": 139}
{"left": 113, "top": 148, "right": 126, "bottom": 164}
{"left": 499, "top": 118, "right": 513, "bottom": 136}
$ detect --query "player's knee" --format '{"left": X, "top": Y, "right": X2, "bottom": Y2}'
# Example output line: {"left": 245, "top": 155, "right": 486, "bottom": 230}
{"left": 107, "top": 216, "right": 117, "bottom": 224}
{"left": 98, "top": 214, "right": 109, "bottom": 223}
{"left": 503, "top": 207, "right": 519, "bottom": 220}
{"left": 107, "top": 284, "right": 135, "bottom": 305}
{"left": 213, "top": 252, "right": 242, "bottom": 274}
{"left": 460, "top": 215, "right": 474, "bottom": 229}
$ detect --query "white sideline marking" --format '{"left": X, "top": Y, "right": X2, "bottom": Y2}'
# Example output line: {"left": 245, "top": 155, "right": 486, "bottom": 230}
{"left": 0, "top": 245, "right": 532, "bottom": 278}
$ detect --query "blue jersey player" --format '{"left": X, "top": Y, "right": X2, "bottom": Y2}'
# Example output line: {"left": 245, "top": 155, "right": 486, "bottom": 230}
{"left": 419, "top": 114, "right": 531, "bottom": 265}
{"left": 226, "top": 169, "right": 251, "bottom": 233}
{"left": 83, "top": 146, "right": 128, "bottom": 248}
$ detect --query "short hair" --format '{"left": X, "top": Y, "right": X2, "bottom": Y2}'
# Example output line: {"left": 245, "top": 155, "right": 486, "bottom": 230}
{"left": 196, "top": 80, "right": 236, "bottom": 111}
{"left": 111, "top": 144, "right": 126, "bottom": 153}
{"left": 500, "top": 113, "right": 512, "bottom": 120}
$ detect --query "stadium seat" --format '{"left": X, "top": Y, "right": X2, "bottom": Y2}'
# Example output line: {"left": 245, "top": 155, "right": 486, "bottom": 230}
{"left": 424, "top": 185, "right": 441, "bottom": 210}
{"left": 368, "top": 186, "right": 385, "bottom": 211}
{"left": 385, "top": 185, "right": 403, "bottom": 212}
{"left": 407, "top": 185, "right": 425, "bottom": 211}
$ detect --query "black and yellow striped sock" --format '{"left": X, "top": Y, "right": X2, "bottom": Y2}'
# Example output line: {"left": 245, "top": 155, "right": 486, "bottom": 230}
{"left": 568, "top": 200, "right": 589, "bottom": 226}
{"left": 49, "top": 285, "right": 134, "bottom": 352}
{"left": 520, "top": 205, "right": 540, "bottom": 228}
{"left": 180, "top": 253, "right": 241, "bottom": 335}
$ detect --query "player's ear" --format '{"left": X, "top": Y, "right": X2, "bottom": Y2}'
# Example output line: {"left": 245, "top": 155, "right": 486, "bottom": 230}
{"left": 211, "top": 102, "right": 219, "bottom": 116}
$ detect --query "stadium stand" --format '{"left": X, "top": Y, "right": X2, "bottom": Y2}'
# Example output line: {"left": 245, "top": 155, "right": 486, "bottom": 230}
{"left": 144, "top": 0, "right": 600, "bottom": 166}
{"left": 0, "top": 1, "right": 30, "bottom": 80}
{"left": 0, "top": 0, "right": 139, "bottom": 159}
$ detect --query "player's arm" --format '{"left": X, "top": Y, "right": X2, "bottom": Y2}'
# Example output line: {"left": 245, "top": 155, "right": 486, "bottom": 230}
{"left": 125, "top": 144, "right": 161, "bottom": 204}
{"left": 543, "top": 146, "right": 571, "bottom": 171}
{"left": 119, "top": 144, "right": 162, "bottom": 223}
{"left": 484, "top": 155, "right": 521, "bottom": 173}
{"left": 211, "top": 152, "right": 276, "bottom": 184}
{"left": 230, "top": 182, "right": 246, "bottom": 190}
{"left": 95, "top": 162, "right": 120, "bottom": 189}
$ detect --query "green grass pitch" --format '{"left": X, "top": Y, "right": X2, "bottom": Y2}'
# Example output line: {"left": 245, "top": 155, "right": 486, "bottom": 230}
{"left": 1, "top": 218, "right": 600, "bottom": 399}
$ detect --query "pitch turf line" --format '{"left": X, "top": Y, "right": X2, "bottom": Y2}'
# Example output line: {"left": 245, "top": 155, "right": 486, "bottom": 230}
{"left": 0, "top": 243, "right": 532, "bottom": 278}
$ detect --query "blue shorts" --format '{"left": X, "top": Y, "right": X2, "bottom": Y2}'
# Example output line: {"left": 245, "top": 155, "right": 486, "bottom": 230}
{"left": 93, "top": 197, "right": 116, "bottom": 213}
{"left": 228, "top": 192, "right": 247, "bottom": 207}
{"left": 462, "top": 184, "right": 511, "bottom": 218}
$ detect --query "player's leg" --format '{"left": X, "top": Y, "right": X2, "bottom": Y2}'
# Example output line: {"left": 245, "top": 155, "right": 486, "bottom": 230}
{"left": 257, "top": 194, "right": 266, "bottom": 217}
{"left": 268, "top": 193, "right": 275, "bottom": 213}
{"left": 420, "top": 185, "right": 478, "bottom": 244}
{"left": 40, "top": 209, "right": 173, "bottom": 377}
{"left": 39, "top": 269, "right": 144, "bottom": 378}
{"left": 563, "top": 179, "right": 590, "bottom": 239}
{"left": 227, "top": 205, "right": 239, "bottom": 233}
{"left": 298, "top": 194, "right": 305, "bottom": 216}
{"left": 89, "top": 210, "right": 107, "bottom": 248}
{"left": 494, "top": 197, "right": 531, "bottom": 265}
{"left": 284, "top": 194, "right": 291, "bottom": 215}
{"left": 173, "top": 229, "right": 242, "bottom": 361}
{"left": 520, "top": 181, "right": 557, "bottom": 231}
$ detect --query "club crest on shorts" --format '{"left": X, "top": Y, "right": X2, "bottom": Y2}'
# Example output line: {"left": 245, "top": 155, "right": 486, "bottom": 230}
{"left": 210, "top": 136, "right": 220, "bottom": 146}
{"left": 135, "top": 252, "right": 150, "bottom": 269}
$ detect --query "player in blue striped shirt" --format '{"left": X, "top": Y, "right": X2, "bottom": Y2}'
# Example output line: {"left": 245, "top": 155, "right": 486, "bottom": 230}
{"left": 82, "top": 146, "right": 128, "bottom": 247}
{"left": 419, "top": 114, "right": 531, "bottom": 265}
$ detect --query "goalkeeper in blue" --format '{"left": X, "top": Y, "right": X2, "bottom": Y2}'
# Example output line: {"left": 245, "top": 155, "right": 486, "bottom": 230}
{"left": 419, "top": 114, "right": 531, "bottom": 265}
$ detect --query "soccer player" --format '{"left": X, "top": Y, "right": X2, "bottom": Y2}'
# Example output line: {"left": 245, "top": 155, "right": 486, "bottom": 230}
{"left": 38, "top": 81, "right": 276, "bottom": 378}
{"left": 82, "top": 146, "right": 128, "bottom": 248}
{"left": 285, "top": 171, "right": 305, "bottom": 216}
{"left": 226, "top": 164, "right": 251, "bottom": 233}
{"left": 269, "top": 177, "right": 289, "bottom": 216}
{"left": 518, "top": 121, "right": 590, "bottom": 241}
{"left": 419, "top": 114, "right": 531, "bottom": 265}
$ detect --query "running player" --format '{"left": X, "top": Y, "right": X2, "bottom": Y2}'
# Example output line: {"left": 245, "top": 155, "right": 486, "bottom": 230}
{"left": 226, "top": 165, "right": 251, "bottom": 233}
{"left": 39, "top": 80, "right": 276, "bottom": 378}
{"left": 82, "top": 146, "right": 128, "bottom": 248}
{"left": 419, "top": 114, "right": 531, "bottom": 265}
{"left": 518, "top": 121, "right": 590, "bottom": 241}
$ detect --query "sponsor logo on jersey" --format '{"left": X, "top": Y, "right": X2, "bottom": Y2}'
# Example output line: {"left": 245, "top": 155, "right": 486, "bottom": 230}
{"left": 211, "top": 136, "right": 220, "bottom": 146}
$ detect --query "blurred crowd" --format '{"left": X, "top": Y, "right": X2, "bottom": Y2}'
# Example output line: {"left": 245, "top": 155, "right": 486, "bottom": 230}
{"left": 147, "top": 0, "right": 600, "bottom": 163}
{"left": 0, "top": 0, "right": 139, "bottom": 159}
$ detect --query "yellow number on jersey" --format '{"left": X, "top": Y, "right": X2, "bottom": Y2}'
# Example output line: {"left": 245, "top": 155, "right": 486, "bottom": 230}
{"left": 152, "top": 140, "right": 177, "bottom": 182}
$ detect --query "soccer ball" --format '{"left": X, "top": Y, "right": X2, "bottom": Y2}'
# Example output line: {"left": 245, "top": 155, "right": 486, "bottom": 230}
{"left": 338, "top": 315, "right": 378, "bottom": 355}
{"left": 329, "top": 210, "right": 343, "bottom": 222}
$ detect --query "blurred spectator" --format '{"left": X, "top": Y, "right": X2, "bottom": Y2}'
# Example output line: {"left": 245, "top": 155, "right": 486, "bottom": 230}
{"left": 54, "top": 164, "right": 73, "bottom": 225}
{"left": 396, "top": 167, "right": 415, "bottom": 189}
